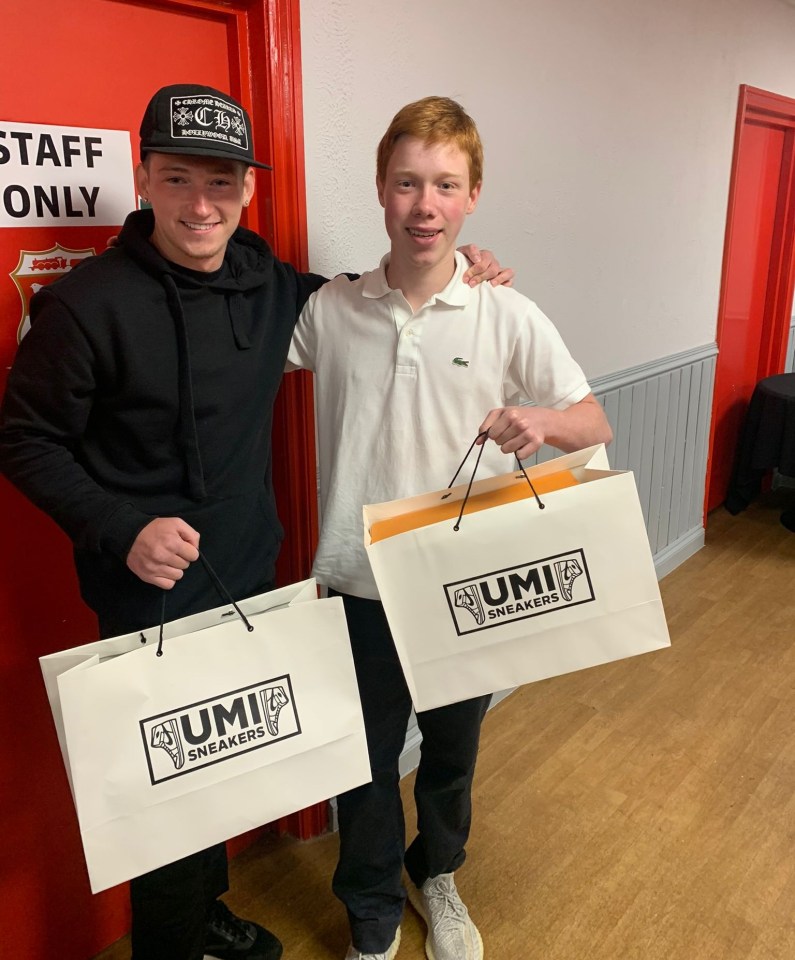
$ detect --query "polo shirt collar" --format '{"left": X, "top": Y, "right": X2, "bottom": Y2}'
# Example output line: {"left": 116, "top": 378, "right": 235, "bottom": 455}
{"left": 361, "top": 251, "right": 472, "bottom": 307}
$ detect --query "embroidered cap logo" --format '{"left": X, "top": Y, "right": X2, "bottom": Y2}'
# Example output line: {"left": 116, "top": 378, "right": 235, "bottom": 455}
{"left": 169, "top": 95, "right": 249, "bottom": 154}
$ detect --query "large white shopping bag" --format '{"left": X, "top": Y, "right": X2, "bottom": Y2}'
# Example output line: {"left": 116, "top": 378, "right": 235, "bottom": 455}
{"left": 39, "top": 578, "right": 370, "bottom": 893}
{"left": 364, "top": 444, "right": 670, "bottom": 712}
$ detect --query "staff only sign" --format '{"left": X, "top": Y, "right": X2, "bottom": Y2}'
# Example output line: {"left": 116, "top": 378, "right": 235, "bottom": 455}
{"left": 0, "top": 121, "right": 134, "bottom": 226}
{"left": 0, "top": 120, "right": 135, "bottom": 343}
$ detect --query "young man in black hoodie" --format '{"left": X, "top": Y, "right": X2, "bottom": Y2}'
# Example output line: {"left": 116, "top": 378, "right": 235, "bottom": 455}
{"left": 0, "top": 83, "right": 320, "bottom": 960}
{"left": 0, "top": 85, "right": 508, "bottom": 960}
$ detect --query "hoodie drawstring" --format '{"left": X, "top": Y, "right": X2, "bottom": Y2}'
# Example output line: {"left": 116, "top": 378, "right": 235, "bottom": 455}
{"left": 162, "top": 274, "right": 207, "bottom": 501}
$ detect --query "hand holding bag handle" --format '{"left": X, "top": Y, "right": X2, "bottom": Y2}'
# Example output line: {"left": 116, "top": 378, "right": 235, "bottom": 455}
{"left": 443, "top": 431, "right": 546, "bottom": 531}
{"left": 149, "top": 552, "right": 255, "bottom": 657}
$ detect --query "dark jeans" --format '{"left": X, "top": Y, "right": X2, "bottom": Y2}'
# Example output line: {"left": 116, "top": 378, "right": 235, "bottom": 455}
{"left": 330, "top": 591, "right": 490, "bottom": 954}
{"left": 130, "top": 843, "right": 228, "bottom": 960}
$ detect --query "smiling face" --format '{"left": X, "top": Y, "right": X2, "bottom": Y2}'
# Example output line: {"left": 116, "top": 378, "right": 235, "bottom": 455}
{"left": 377, "top": 135, "right": 481, "bottom": 289}
{"left": 135, "top": 153, "right": 255, "bottom": 272}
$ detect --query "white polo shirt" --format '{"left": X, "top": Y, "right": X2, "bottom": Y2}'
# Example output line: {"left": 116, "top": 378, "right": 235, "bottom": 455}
{"left": 287, "top": 251, "right": 591, "bottom": 600}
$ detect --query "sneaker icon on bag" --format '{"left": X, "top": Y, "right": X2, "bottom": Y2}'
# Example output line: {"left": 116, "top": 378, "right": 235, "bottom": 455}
{"left": 454, "top": 585, "right": 485, "bottom": 625}
{"left": 555, "top": 558, "right": 582, "bottom": 601}
{"left": 150, "top": 718, "right": 185, "bottom": 770}
{"left": 260, "top": 685, "right": 290, "bottom": 736}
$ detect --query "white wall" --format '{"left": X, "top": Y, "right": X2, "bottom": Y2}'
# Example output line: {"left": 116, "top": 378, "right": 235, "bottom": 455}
{"left": 299, "top": 0, "right": 795, "bottom": 379}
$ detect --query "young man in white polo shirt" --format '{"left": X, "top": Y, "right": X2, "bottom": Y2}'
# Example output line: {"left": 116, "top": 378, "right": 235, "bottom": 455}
{"left": 287, "top": 96, "right": 612, "bottom": 960}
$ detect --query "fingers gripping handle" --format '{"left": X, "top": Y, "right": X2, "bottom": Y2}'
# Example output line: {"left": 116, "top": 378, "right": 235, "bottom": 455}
{"left": 139, "top": 551, "right": 255, "bottom": 657}
{"left": 443, "top": 432, "right": 545, "bottom": 532}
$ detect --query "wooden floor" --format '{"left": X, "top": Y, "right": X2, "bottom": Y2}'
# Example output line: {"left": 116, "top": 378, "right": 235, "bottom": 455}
{"left": 96, "top": 495, "right": 795, "bottom": 960}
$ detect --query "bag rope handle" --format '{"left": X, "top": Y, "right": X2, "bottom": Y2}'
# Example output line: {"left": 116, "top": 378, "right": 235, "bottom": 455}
{"left": 443, "top": 431, "right": 545, "bottom": 532}
{"left": 139, "top": 551, "right": 255, "bottom": 657}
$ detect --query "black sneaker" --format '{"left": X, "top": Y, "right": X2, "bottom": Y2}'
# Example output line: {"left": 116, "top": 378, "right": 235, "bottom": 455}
{"left": 204, "top": 899, "right": 283, "bottom": 960}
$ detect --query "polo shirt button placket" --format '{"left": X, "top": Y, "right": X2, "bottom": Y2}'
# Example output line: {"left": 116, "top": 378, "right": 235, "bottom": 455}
{"left": 396, "top": 319, "right": 422, "bottom": 376}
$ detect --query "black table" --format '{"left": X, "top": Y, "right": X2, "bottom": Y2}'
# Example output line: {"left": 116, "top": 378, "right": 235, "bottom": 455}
{"left": 724, "top": 372, "right": 795, "bottom": 530}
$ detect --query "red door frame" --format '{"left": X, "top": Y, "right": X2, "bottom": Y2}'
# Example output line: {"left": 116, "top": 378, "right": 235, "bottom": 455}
{"left": 741, "top": 88, "right": 795, "bottom": 381}
{"left": 705, "top": 85, "right": 795, "bottom": 514}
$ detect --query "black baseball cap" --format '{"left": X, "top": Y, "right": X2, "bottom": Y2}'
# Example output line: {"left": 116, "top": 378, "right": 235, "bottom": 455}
{"left": 139, "top": 83, "right": 272, "bottom": 169}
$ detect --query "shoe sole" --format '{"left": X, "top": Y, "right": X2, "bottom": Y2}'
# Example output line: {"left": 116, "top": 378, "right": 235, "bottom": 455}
{"left": 204, "top": 939, "right": 283, "bottom": 960}
{"left": 404, "top": 883, "right": 484, "bottom": 960}
{"left": 204, "top": 942, "right": 283, "bottom": 960}
{"left": 204, "top": 953, "right": 283, "bottom": 960}
{"left": 387, "top": 925, "right": 402, "bottom": 959}
{"left": 346, "top": 925, "right": 402, "bottom": 960}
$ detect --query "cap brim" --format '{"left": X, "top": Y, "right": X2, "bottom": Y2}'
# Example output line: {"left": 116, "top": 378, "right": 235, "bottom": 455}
{"left": 140, "top": 144, "right": 272, "bottom": 170}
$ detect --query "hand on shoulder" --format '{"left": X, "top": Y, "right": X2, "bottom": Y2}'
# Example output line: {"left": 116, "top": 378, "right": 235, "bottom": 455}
{"left": 458, "top": 245, "right": 515, "bottom": 288}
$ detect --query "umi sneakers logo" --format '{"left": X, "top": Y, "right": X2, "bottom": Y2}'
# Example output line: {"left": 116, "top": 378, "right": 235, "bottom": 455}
{"left": 445, "top": 549, "right": 595, "bottom": 635}
{"left": 141, "top": 677, "right": 300, "bottom": 785}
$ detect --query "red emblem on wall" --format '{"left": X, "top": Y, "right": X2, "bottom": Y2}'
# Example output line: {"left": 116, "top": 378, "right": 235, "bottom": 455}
{"left": 9, "top": 244, "right": 95, "bottom": 342}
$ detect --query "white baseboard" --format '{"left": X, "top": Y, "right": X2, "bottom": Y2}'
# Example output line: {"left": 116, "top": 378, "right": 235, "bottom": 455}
{"left": 653, "top": 524, "right": 705, "bottom": 580}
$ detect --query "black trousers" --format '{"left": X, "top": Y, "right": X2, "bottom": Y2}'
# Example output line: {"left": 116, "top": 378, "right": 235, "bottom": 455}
{"left": 130, "top": 844, "right": 228, "bottom": 960}
{"left": 330, "top": 592, "right": 490, "bottom": 954}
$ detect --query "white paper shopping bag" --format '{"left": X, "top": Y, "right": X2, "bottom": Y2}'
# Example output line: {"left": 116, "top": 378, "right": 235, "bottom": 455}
{"left": 364, "top": 445, "right": 670, "bottom": 711}
{"left": 40, "top": 579, "right": 370, "bottom": 893}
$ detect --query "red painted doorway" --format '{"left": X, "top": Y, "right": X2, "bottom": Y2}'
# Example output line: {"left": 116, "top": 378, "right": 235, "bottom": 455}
{"left": 706, "top": 85, "right": 795, "bottom": 514}
{"left": 0, "top": 2, "right": 321, "bottom": 958}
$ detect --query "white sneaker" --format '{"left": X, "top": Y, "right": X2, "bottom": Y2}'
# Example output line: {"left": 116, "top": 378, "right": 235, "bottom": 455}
{"left": 407, "top": 873, "right": 483, "bottom": 960}
{"left": 344, "top": 926, "right": 401, "bottom": 959}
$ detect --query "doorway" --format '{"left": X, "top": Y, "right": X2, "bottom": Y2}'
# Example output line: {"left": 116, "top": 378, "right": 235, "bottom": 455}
{"left": 706, "top": 85, "right": 795, "bottom": 514}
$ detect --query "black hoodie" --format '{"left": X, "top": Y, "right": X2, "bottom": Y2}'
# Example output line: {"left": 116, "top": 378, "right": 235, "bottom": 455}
{"left": 0, "top": 209, "right": 326, "bottom": 632}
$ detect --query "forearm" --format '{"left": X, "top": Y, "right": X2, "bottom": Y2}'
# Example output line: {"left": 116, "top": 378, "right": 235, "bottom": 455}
{"left": 533, "top": 395, "right": 613, "bottom": 453}
{"left": 479, "top": 395, "right": 612, "bottom": 461}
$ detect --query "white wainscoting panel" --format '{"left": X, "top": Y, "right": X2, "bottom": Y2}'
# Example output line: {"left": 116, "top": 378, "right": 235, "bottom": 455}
{"left": 523, "top": 345, "right": 718, "bottom": 579}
